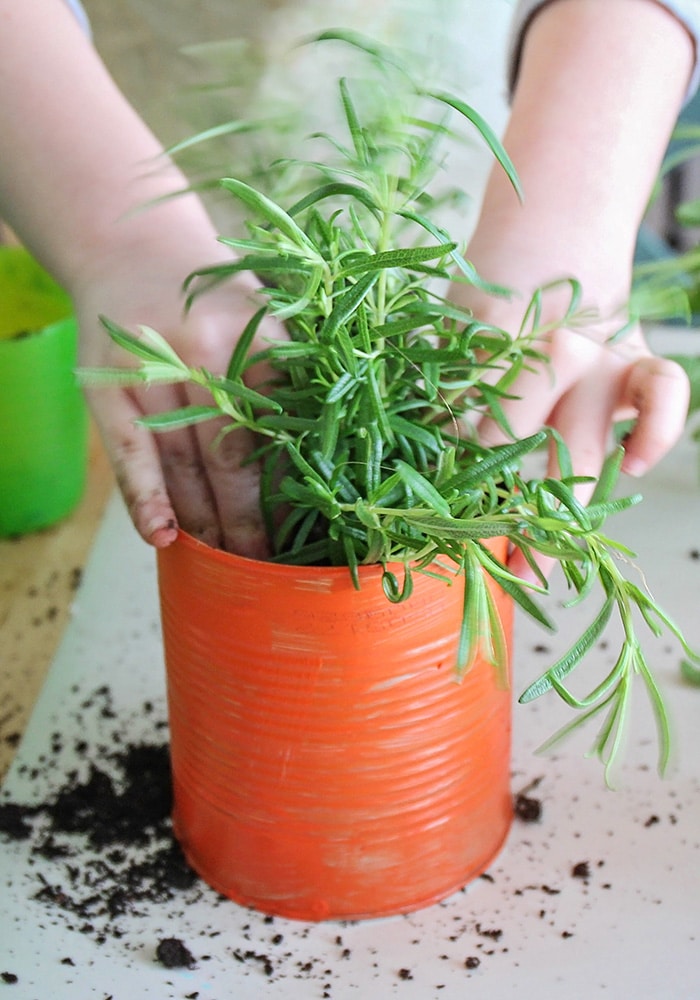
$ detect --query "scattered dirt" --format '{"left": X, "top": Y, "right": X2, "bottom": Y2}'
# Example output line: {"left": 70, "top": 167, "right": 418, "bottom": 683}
{"left": 0, "top": 682, "right": 622, "bottom": 991}
{"left": 514, "top": 792, "right": 542, "bottom": 823}
{"left": 514, "top": 776, "right": 544, "bottom": 823}
{"left": 155, "top": 937, "right": 196, "bottom": 969}
{"left": 0, "top": 801, "right": 35, "bottom": 840}
{"left": 1, "top": 688, "right": 197, "bottom": 951}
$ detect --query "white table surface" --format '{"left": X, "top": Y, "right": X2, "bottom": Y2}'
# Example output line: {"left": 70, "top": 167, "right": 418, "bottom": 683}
{"left": 1, "top": 328, "right": 699, "bottom": 1000}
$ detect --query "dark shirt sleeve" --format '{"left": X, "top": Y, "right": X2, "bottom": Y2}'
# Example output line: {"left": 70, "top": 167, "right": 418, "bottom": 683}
{"left": 508, "top": 0, "right": 700, "bottom": 102}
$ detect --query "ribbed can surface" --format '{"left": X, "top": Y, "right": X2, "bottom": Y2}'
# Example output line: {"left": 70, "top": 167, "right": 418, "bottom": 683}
{"left": 157, "top": 533, "right": 513, "bottom": 921}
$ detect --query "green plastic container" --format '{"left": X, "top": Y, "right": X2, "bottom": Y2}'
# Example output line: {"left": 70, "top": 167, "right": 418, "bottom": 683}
{"left": 0, "top": 246, "right": 87, "bottom": 536}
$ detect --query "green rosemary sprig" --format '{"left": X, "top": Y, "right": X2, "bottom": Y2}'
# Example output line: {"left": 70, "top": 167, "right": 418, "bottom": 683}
{"left": 79, "top": 34, "right": 699, "bottom": 782}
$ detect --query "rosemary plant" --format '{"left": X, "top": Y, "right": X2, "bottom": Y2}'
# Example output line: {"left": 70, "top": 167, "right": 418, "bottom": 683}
{"left": 631, "top": 122, "right": 700, "bottom": 323}
{"left": 83, "top": 33, "right": 698, "bottom": 782}
{"left": 631, "top": 122, "right": 700, "bottom": 469}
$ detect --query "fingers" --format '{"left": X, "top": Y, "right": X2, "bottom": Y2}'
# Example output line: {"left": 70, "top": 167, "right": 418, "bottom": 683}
{"left": 618, "top": 356, "right": 690, "bottom": 477}
{"left": 83, "top": 285, "right": 287, "bottom": 555}
{"left": 191, "top": 414, "right": 270, "bottom": 559}
{"left": 86, "top": 386, "right": 180, "bottom": 549}
{"left": 178, "top": 305, "right": 283, "bottom": 558}
{"left": 476, "top": 326, "right": 601, "bottom": 448}
{"left": 475, "top": 327, "right": 689, "bottom": 584}
{"left": 120, "top": 377, "right": 226, "bottom": 549}
{"left": 92, "top": 380, "right": 270, "bottom": 556}
{"left": 155, "top": 424, "right": 221, "bottom": 548}
{"left": 476, "top": 328, "right": 688, "bottom": 485}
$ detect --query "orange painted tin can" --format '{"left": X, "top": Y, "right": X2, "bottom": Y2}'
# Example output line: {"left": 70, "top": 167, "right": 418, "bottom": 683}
{"left": 157, "top": 532, "right": 513, "bottom": 921}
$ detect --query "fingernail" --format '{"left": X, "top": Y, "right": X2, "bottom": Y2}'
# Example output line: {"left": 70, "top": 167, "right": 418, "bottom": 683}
{"left": 622, "top": 456, "right": 647, "bottom": 478}
{"left": 147, "top": 519, "right": 178, "bottom": 547}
